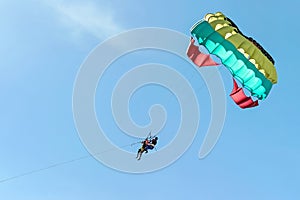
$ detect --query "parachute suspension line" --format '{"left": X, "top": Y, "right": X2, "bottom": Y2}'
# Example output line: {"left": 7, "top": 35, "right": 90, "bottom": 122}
{"left": 131, "top": 130, "right": 158, "bottom": 147}
{"left": 134, "top": 35, "right": 227, "bottom": 149}
{"left": 133, "top": 46, "right": 225, "bottom": 144}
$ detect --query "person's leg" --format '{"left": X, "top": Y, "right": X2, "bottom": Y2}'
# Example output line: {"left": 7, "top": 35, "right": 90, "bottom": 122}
{"left": 136, "top": 148, "right": 141, "bottom": 158}
{"left": 137, "top": 148, "right": 144, "bottom": 160}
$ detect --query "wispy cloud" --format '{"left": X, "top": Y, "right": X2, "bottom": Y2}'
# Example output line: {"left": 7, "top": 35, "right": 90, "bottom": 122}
{"left": 44, "top": 0, "right": 123, "bottom": 40}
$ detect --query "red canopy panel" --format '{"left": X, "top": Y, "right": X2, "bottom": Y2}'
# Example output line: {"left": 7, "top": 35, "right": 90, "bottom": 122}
{"left": 230, "top": 78, "right": 259, "bottom": 109}
{"left": 186, "top": 38, "right": 219, "bottom": 67}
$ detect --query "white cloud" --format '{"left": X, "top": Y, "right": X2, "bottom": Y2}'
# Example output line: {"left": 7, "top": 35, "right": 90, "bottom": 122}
{"left": 44, "top": 0, "right": 123, "bottom": 40}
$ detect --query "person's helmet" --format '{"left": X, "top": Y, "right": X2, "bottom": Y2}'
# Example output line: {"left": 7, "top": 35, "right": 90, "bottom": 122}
{"left": 155, "top": 137, "right": 158, "bottom": 140}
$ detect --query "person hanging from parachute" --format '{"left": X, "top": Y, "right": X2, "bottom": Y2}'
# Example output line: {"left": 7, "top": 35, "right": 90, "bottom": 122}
{"left": 147, "top": 137, "right": 158, "bottom": 151}
{"left": 136, "top": 133, "right": 158, "bottom": 160}
{"left": 136, "top": 138, "right": 149, "bottom": 159}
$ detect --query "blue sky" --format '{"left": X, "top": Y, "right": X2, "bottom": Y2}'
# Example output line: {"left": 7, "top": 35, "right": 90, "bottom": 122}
{"left": 1, "top": 0, "right": 299, "bottom": 199}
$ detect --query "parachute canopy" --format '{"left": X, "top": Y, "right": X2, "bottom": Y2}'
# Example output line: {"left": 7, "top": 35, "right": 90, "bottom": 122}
{"left": 187, "top": 12, "right": 277, "bottom": 109}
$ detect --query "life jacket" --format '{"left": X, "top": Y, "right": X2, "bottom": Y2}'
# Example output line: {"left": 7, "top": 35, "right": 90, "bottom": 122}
{"left": 142, "top": 140, "right": 149, "bottom": 148}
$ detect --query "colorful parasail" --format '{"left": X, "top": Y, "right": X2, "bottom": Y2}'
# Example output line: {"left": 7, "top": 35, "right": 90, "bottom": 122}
{"left": 187, "top": 12, "right": 277, "bottom": 109}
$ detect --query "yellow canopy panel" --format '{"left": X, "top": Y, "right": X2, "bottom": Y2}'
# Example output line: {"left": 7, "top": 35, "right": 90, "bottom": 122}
{"left": 204, "top": 12, "right": 277, "bottom": 84}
